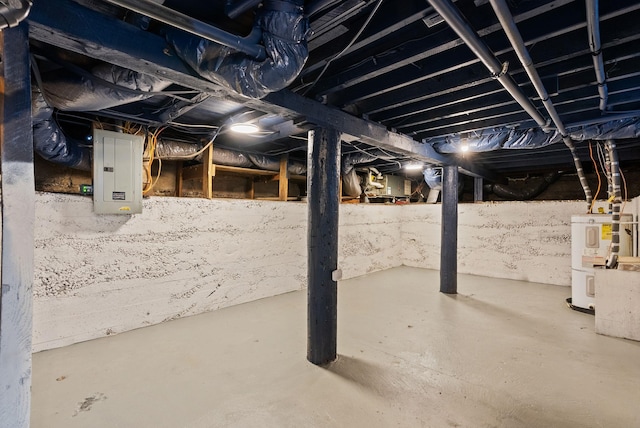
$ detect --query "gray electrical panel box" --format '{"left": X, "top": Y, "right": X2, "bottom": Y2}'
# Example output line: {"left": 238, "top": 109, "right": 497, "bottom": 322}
{"left": 93, "top": 129, "right": 144, "bottom": 214}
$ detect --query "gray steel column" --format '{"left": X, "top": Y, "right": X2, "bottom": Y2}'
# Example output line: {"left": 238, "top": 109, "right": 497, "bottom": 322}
{"left": 307, "top": 127, "right": 340, "bottom": 365}
{"left": 0, "top": 23, "right": 35, "bottom": 427}
{"left": 440, "top": 165, "right": 458, "bottom": 294}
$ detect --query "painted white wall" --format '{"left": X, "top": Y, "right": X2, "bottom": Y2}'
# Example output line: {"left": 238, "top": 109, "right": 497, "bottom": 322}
{"left": 33, "top": 193, "right": 402, "bottom": 351}
{"left": 401, "top": 201, "right": 584, "bottom": 286}
{"left": 33, "top": 194, "right": 587, "bottom": 351}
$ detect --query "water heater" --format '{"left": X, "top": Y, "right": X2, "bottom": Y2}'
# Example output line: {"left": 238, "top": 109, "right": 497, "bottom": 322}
{"left": 571, "top": 214, "right": 633, "bottom": 310}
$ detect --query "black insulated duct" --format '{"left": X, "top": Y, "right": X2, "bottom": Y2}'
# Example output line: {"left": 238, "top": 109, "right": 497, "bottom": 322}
{"left": 33, "top": 64, "right": 170, "bottom": 169}
{"left": 0, "top": 0, "right": 32, "bottom": 29}
{"left": 167, "top": 0, "right": 308, "bottom": 99}
{"left": 154, "top": 138, "right": 307, "bottom": 174}
{"left": 489, "top": 172, "right": 559, "bottom": 201}
{"left": 40, "top": 64, "right": 172, "bottom": 112}
{"left": 32, "top": 87, "right": 92, "bottom": 171}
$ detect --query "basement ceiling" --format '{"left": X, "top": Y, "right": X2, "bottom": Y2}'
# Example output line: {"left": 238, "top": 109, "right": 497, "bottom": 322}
{"left": 26, "top": 0, "right": 640, "bottom": 179}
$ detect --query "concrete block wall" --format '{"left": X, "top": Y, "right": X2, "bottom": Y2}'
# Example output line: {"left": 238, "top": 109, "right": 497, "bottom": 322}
{"left": 33, "top": 194, "right": 586, "bottom": 351}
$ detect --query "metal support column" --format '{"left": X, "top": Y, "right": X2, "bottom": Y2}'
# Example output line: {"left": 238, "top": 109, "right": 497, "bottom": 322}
{"left": 474, "top": 177, "right": 483, "bottom": 202}
{"left": 307, "top": 127, "right": 340, "bottom": 365}
{"left": 0, "top": 23, "right": 35, "bottom": 428}
{"left": 440, "top": 165, "right": 458, "bottom": 294}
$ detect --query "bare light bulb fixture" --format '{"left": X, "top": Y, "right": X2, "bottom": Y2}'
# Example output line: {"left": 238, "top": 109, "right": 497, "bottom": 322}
{"left": 404, "top": 162, "right": 424, "bottom": 171}
{"left": 229, "top": 123, "right": 260, "bottom": 134}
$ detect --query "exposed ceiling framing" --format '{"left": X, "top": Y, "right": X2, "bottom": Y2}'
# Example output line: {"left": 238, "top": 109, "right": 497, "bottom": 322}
{"left": 25, "top": 0, "right": 640, "bottom": 181}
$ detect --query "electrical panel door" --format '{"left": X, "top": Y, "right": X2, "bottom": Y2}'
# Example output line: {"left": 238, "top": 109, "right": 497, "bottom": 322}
{"left": 93, "top": 129, "right": 143, "bottom": 214}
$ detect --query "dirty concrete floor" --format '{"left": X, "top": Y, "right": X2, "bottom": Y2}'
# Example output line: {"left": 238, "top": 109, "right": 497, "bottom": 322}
{"left": 32, "top": 267, "right": 640, "bottom": 427}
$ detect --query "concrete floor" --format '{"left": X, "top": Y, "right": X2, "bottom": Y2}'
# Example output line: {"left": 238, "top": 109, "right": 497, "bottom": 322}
{"left": 32, "top": 267, "right": 640, "bottom": 427}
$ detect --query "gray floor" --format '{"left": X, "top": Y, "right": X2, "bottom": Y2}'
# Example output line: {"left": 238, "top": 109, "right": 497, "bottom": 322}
{"left": 32, "top": 267, "right": 640, "bottom": 427}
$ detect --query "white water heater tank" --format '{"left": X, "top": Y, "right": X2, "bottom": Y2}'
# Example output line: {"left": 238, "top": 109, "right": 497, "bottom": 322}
{"left": 570, "top": 214, "right": 633, "bottom": 310}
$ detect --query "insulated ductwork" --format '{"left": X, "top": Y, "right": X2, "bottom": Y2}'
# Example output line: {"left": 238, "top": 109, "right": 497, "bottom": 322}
{"left": 40, "top": 64, "right": 172, "bottom": 112}
{"left": 342, "top": 169, "right": 362, "bottom": 197}
{"left": 489, "top": 172, "right": 559, "bottom": 201}
{"left": 423, "top": 168, "right": 442, "bottom": 191}
{"left": 167, "top": 0, "right": 308, "bottom": 99}
{"left": 154, "top": 138, "right": 307, "bottom": 174}
{"left": 0, "top": 0, "right": 32, "bottom": 29}
{"left": 32, "top": 87, "right": 92, "bottom": 171}
{"left": 33, "top": 64, "right": 170, "bottom": 169}
{"left": 426, "top": 118, "right": 640, "bottom": 152}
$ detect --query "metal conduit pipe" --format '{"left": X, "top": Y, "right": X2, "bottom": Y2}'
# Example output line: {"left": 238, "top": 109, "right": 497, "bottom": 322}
{"left": 226, "top": 0, "right": 262, "bottom": 19}
{"left": 488, "top": 0, "right": 593, "bottom": 211}
{"left": 103, "top": 0, "right": 266, "bottom": 60}
{"left": 427, "top": 0, "right": 547, "bottom": 128}
{"left": 586, "top": 0, "right": 608, "bottom": 112}
{"left": 605, "top": 139, "right": 621, "bottom": 268}
{"left": 0, "top": 0, "right": 32, "bottom": 29}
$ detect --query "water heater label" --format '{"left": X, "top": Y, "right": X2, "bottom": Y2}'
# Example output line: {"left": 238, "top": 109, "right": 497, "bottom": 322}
{"left": 601, "top": 223, "right": 612, "bottom": 240}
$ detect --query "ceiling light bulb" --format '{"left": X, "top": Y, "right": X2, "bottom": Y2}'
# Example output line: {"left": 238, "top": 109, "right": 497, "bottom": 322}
{"left": 460, "top": 143, "right": 470, "bottom": 152}
{"left": 405, "top": 163, "right": 423, "bottom": 171}
{"left": 229, "top": 123, "right": 260, "bottom": 134}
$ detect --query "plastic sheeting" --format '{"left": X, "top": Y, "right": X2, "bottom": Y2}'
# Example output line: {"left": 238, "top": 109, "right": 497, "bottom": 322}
{"left": 154, "top": 138, "right": 307, "bottom": 174}
{"left": 423, "top": 168, "right": 442, "bottom": 190}
{"left": 490, "top": 172, "right": 559, "bottom": 200}
{"left": 569, "top": 117, "right": 640, "bottom": 141}
{"left": 40, "top": 64, "right": 171, "bottom": 112}
{"left": 341, "top": 149, "right": 398, "bottom": 175}
{"left": 167, "top": 0, "right": 308, "bottom": 99}
{"left": 0, "top": 0, "right": 32, "bottom": 30}
{"left": 32, "top": 88, "right": 91, "bottom": 170}
{"left": 427, "top": 117, "right": 640, "bottom": 154}
{"left": 342, "top": 152, "right": 377, "bottom": 175}
{"left": 428, "top": 128, "right": 560, "bottom": 153}
{"left": 342, "top": 169, "right": 362, "bottom": 197}
{"left": 248, "top": 153, "right": 307, "bottom": 175}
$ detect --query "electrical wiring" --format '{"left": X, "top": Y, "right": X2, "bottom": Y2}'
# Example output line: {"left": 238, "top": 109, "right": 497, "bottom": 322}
{"left": 620, "top": 167, "right": 629, "bottom": 213}
{"left": 162, "top": 126, "right": 223, "bottom": 160}
{"left": 596, "top": 141, "right": 608, "bottom": 177}
{"left": 588, "top": 142, "right": 602, "bottom": 214}
{"left": 143, "top": 126, "right": 166, "bottom": 195}
{"left": 168, "top": 121, "right": 220, "bottom": 130}
{"left": 301, "top": 0, "right": 385, "bottom": 96}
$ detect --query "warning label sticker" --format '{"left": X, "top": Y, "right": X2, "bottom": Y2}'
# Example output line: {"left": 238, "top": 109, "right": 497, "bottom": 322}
{"left": 602, "top": 223, "right": 612, "bottom": 240}
{"left": 112, "top": 192, "right": 126, "bottom": 201}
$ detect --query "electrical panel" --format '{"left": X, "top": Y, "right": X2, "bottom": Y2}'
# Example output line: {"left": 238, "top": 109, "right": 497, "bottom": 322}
{"left": 93, "top": 129, "right": 144, "bottom": 214}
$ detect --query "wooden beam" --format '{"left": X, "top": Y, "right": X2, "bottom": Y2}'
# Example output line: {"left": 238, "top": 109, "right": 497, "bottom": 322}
{"left": 307, "top": 127, "right": 340, "bottom": 365}
{"left": 0, "top": 23, "right": 35, "bottom": 428}
{"left": 202, "top": 145, "right": 214, "bottom": 199}
{"left": 279, "top": 155, "right": 289, "bottom": 201}
{"left": 176, "top": 162, "right": 184, "bottom": 197}
{"left": 440, "top": 165, "right": 458, "bottom": 294}
{"left": 215, "top": 165, "right": 278, "bottom": 176}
